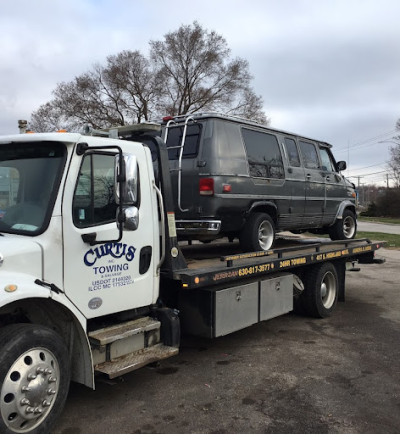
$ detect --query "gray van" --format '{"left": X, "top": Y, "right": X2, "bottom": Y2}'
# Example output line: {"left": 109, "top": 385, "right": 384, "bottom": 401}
{"left": 161, "top": 113, "right": 357, "bottom": 252}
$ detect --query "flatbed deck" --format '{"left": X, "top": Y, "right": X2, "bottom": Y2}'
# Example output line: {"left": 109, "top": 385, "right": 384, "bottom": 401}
{"left": 174, "top": 236, "right": 384, "bottom": 289}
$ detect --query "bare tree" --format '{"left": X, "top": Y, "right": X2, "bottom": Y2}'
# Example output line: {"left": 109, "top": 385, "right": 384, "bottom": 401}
{"left": 387, "top": 118, "right": 400, "bottom": 188}
{"left": 29, "top": 22, "right": 268, "bottom": 131}
{"left": 150, "top": 22, "right": 268, "bottom": 123}
{"left": 388, "top": 143, "right": 400, "bottom": 188}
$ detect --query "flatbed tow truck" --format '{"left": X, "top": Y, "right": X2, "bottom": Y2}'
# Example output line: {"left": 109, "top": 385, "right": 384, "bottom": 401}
{"left": 0, "top": 126, "right": 383, "bottom": 433}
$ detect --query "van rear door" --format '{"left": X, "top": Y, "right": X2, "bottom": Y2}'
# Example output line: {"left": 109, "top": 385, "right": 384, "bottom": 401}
{"left": 164, "top": 122, "right": 202, "bottom": 216}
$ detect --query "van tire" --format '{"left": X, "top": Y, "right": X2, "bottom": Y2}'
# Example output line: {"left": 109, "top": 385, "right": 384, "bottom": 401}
{"left": 329, "top": 209, "right": 357, "bottom": 240}
{"left": 240, "top": 212, "right": 275, "bottom": 252}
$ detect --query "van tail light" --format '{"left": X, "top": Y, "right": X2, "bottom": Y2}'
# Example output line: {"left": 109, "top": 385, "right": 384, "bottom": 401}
{"left": 199, "top": 178, "right": 214, "bottom": 196}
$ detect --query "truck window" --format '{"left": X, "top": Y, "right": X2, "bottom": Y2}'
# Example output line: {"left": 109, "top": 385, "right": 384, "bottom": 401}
{"left": 73, "top": 153, "right": 117, "bottom": 227}
{"left": 299, "top": 141, "right": 320, "bottom": 169}
{"left": 242, "top": 128, "right": 284, "bottom": 179}
{"left": 319, "top": 147, "right": 336, "bottom": 172}
{"left": 165, "top": 124, "right": 202, "bottom": 160}
{"left": 284, "top": 138, "right": 301, "bottom": 167}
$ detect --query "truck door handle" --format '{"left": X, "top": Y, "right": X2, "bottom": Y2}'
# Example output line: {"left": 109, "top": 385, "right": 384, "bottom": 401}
{"left": 326, "top": 175, "right": 331, "bottom": 181}
{"left": 306, "top": 174, "right": 311, "bottom": 180}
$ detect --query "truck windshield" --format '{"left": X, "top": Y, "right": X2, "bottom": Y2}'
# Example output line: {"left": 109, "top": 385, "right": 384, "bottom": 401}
{"left": 0, "top": 141, "right": 66, "bottom": 235}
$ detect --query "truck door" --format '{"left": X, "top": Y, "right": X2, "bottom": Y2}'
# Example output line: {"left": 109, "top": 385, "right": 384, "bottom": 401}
{"left": 298, "top": 140, "right": 325, "bottom": 228}
{"left": 62, "top": 144, "right": 158, "bottom": 318}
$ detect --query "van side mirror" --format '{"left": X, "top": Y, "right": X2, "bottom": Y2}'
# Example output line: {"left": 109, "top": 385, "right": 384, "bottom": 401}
{"left": 337, "top": 161, "right": 347, "bottom": 172}
{"left": 115, "top": 154, "right": 138, "bottom": 205}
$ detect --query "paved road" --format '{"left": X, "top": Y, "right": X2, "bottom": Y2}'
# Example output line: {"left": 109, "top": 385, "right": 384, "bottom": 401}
{"left": 54, "top": 248, "right": 400, "bottom": 434}
{"left": 357, "top": 221, "right": 400, "bottom": 235}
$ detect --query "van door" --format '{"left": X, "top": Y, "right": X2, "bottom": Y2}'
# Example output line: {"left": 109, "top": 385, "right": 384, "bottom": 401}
{"left": 319, "top": 145, "right": 346, "bottom": 225}
{"left": 299, "top": 140, "right": 325, "bottom": 228}
{"left": 282, "top": 137, "right": 306, "bottom": 228}
{"left": 62, "top": 144, "right": 157, "bottom": 319}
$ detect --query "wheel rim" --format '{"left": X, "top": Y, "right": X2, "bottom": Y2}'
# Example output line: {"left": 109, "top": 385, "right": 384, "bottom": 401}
{"left": 343, "top": 215, "right": 356, "bottom": 238}
{"left": 1, "top": 347, "right": 60, "bottom": 433}
{"left": 320, "top": 271, "right": 337, "bottom": 309}
{"left": 258, "top": 220, "right": 274, "bottom": 250}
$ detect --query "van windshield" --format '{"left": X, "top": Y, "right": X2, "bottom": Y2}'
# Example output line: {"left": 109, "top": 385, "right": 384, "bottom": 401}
{"left": 0, "top": 141, "right": 66, "bottom": 235}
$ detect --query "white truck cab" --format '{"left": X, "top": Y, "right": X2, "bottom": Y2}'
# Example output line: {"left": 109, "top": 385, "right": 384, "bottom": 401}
{"left": 0, "top": 132, "right": 179, "bottom": 433}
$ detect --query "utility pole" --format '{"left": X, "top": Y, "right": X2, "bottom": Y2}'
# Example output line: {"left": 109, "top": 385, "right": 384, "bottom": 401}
{"left": 386, "top": 173, "right": 389, "bottom": 189}
{"left": 18, "top": 120, "right": 27, "bottom": 134}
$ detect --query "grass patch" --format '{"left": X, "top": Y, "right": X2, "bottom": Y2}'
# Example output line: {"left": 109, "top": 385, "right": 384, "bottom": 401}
{"left": 356, "top": 232, "right": 400, "bottom": 249}
{"left": 301, "top": 231, "right": 400, "bottom": 248}
{"left": 358, "top": 216, "right": 400, "bottom": 224}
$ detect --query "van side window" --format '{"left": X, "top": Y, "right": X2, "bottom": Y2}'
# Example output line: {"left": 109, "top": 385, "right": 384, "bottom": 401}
{"left": 284, "top": 138, "right": 301, "bottom": 167}
{"left": 165, "top": 124, "right": 202, "bottom": 160}
{"left": 319, "top": 147, "right": 336, "bottom": 172}
{"left": 299, "top": 141, "right": 320, "bottom": 169}
{"left": 73, "top": 153, "right": 118, "bottom": 228}
{"left": 242, "top": 129, "right": 284, "bottom": 179}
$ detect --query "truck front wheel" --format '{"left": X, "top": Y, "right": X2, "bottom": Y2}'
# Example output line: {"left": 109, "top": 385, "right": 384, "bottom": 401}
{"left": 0, "top": 324, "right": 70, "bottom": 434}
{"left": 240, "top": 212, "right": 275, "bottom": 252}
{"left": 303, "top": 262, "right": 338, "bottom": 318}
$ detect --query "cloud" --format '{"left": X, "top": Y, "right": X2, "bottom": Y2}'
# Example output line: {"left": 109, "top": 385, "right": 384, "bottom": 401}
{"left": 1, "top": 0, "right": 399, "bottom": 185}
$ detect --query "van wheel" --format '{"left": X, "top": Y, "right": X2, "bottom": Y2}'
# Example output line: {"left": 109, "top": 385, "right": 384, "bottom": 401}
{"left": 240, "top": 213, "right": 275, "bottom": 252}
{"left": 303, "top": 263, "right": 338, "bottom": 318}
{"left": 329, "top": 209, "right": 357, "bottom": 240}
{"left": 0, "top": 324, "right": 70, "bottom": 434}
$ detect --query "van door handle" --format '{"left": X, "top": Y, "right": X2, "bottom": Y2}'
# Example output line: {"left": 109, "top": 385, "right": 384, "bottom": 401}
{"left": 306, "top": 173, "right": 311, "bottom": 180}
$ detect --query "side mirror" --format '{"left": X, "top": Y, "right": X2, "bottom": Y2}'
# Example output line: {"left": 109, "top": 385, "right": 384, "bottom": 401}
{"left": 337, "top": 161, "right": 347, "bottom": 172}
{"left": 115, "top": 154, "right": 138, "bottom": 205}
{"left": 121, "top": 206, "right": 139, "bottom": 231}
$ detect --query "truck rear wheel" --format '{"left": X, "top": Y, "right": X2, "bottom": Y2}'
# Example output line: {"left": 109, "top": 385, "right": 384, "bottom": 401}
{"left": 303, "top": 262, "right": 338, "bottom": 318}
{"left": 329, "top": 209, "right": 357, "bottom": 240}
{"left": 240, "top": 212, "right": 275, "bottom": 252}
{"left": 0, "top": 324, "right": 70, "bottom": 434}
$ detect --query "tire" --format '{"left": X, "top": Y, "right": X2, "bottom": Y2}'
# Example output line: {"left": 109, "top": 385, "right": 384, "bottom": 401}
{"left": 0, "top": 324, "right": 70, "bottom": 434}
{"left": 329, "top": 209, "right": 357, "bottom": 240}
{"left": 239, "top": 212, "right": 275, "bottom": 252}
{"left": 292, "top": 274, "right": 306, "bottom": 315}
{"left": 303, "top": 262, "right": 338, "bottom": 318}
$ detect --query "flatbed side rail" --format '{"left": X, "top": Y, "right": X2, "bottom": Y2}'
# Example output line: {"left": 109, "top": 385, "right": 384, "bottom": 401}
{"left": 221, "top": 238, "right": 374, "bottom": 266}
{"left": 175, "top": 239, "right": 384, "bottom": 289}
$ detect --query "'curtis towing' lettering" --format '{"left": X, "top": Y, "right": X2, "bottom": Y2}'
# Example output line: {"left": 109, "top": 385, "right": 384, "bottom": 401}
{"left": 84, "top": 242, "right": 136, "bottom": 266}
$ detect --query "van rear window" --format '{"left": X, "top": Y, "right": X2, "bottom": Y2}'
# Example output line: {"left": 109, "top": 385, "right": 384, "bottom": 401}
{"left": 242, "top": 128, "right": 284, "bottom": 179}
{"left": 165, "top": 124, "right": 202, "bottom": 160}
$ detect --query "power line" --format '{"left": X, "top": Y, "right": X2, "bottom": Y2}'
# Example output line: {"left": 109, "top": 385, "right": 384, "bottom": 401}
{"left": 349, "top": 161, "right": 387, "bottom": 172}
{"left": 335, "top": 129, "right": 398, "bottom": 152}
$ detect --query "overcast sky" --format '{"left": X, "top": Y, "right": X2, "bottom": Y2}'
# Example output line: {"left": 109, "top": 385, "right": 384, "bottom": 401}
{"left": 1, "top": 0, "right": 400, "bottom": 185}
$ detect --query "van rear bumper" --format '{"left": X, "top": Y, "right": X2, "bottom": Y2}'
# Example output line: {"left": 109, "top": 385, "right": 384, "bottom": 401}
{"left": 176, "top": 220, "right": 221, "bottom": 235}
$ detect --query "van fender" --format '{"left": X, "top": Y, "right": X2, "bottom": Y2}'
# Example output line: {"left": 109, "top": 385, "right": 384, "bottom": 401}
{"left": 333, "top": 200, "right": 356, "bottom": 221}
{"left": 246, "top": 201, "right": 278, "bottom": 222}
